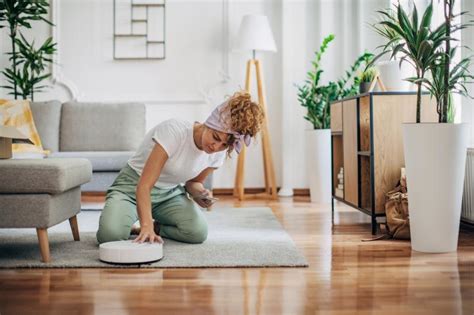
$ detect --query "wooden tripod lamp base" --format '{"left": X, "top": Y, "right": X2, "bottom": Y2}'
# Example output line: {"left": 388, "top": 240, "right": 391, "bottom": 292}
{"left": 233, "top": 59, "right": 278, "bottom": 201}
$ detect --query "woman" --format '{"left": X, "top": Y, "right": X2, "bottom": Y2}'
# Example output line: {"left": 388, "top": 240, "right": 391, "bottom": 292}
{"left": 96, "top": 91, "right": 264, "bottom": 244}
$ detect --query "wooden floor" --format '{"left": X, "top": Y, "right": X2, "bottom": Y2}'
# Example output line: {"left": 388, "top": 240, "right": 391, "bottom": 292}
{"left": 0, "top": 195, "right": 473, "bottom": 315}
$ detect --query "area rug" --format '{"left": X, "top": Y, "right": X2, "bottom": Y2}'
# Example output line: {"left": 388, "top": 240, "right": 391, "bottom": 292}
{"left": 0, "top": 207, "right": 308, "bottom": 268}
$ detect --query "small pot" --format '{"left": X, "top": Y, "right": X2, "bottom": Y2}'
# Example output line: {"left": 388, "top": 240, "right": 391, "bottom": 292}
{"left": 359, "top": 82, "right": 372, "bottom": 94}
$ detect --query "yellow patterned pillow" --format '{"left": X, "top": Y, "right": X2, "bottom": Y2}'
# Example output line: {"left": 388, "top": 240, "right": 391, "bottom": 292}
{"left": 0, "top": 99, "right": 48, "bottom": 157}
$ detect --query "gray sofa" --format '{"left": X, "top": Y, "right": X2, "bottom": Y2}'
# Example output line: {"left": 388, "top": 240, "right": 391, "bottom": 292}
{"left": 0, "top": 158, "right": 92, "bottom": 262}
{"left": 30, "top": 101, "right": 212, "bottom": 191}
{"left": 31, "top": 101, "right": 145, "bottom": 192}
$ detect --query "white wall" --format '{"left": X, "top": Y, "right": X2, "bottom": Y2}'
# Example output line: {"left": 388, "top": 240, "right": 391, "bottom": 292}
{"left": 0, "top": 0, "right": 392, "bottom": 189}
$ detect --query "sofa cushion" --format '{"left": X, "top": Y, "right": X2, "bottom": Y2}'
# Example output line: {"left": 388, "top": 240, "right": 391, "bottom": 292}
{"left": 82, "top": 172, "right": 121, "bottom": 192}
{"left": 0, "top": 158, "right": 92, "bottom": 194}
{"left": 49, "top": 151, "right": 132, "bottom": 171}
{"left": 30, "top": 100, "right": 62, "bottom": 152}
{"left": 60, "top": 102, "right": 145, "bottom": 152}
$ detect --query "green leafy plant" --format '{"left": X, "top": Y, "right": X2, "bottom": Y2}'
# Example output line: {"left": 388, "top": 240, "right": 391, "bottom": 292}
{"left": 416, "top": 50, "right": 473, "bottom": 123}
{"left": 370, "top": 2, "right": 448, "bottom": 123}
{"left": 5, "top": 34, "right": 57, "bottom": 100}
{"left": 360, "top": 67, "right": 378, "bottom": 83}
{"left": 297, "top": 34, "right": 373, "bottom": 129}
{"left": 434, "top": 0, "right": 473, "bottom": 123}
{"left": 0, "top": 0, "right": 55, "bottom": 100}
{"left": 372, "top": 9, "right": 402, "bottom": 60}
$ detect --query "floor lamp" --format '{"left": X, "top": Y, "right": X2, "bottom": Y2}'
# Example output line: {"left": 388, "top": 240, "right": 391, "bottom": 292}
{"left": 233, "top": 14, "right": 278, "bottom": 200}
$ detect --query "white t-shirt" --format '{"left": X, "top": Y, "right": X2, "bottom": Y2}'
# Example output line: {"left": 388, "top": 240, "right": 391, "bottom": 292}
{"left": 128, "top": 118, "right": 227, "bottom": 188}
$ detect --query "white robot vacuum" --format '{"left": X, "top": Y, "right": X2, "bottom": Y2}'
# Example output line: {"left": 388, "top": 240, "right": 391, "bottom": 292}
{"left": 99, "top": 240, "right": 163, "bottom": 265}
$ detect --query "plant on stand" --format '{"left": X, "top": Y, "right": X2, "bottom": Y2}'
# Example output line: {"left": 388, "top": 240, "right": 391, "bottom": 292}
{"left": 297, "top": 34, "right": 373, "bottom": 203}
{"left": 0, "top": 0, "right": 56, "bottom": 101}
{"left": 359, "top": 67, "right": 378, "bottom": 93}
{"left": 372, "top": 0, "right": 473, "bottom": 253}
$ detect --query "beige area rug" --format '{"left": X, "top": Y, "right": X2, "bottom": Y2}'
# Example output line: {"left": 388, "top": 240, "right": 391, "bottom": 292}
{"left": 0, "top": 207, "right": 308, "bottom": 268}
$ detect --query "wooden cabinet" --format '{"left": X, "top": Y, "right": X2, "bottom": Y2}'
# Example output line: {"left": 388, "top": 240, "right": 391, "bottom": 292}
{"left": 342, "top": 99, "right": 358, "bottom": 206}
{"left": 330, "top": 101, "right": 342, "bottom": 132}
{"left": 331, "top": 92, "right": 438, "bottom": 234}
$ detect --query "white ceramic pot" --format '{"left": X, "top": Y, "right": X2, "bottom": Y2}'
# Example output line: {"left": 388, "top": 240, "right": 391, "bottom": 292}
{"left": 402, "top": 123, "right": 469, "bottom": 253}
{"left": 306, "top": 129, "right": 331, "bottom": 203}
{"left": 377, "top": 60, "right": 416, "bottom": 91}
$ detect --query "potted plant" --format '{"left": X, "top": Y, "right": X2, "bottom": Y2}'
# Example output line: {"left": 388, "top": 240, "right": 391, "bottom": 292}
{"left": 0, "top": 0, "right": 56, "bottom": 101}
{"left": 297, "top": 34, "right": 373, "bottom": 203}
{"left": 372, "top": 0, "right": 473, "bottom": 253}
{"left": 359, "top": 67, "right": 378, "bottom": 93}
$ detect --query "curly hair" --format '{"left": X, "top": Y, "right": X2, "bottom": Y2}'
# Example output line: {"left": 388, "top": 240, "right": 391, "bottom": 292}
{"left": 220, "top": 91, "right": 265, "bottom": 156}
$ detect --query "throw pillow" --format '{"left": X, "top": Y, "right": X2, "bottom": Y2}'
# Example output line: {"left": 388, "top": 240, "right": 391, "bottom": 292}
{"left": 0, "top": 99, "right": 48, "bottom": 158}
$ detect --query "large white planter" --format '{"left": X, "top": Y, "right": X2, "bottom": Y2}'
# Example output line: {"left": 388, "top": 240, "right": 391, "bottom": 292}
{"left": 402, "top": 123, "right": 469, "bottom": 253}
{"left": 377, "top": 60, "right": 416, "bottom": 91}
{"left": 305, "top": 129, "right": 331, "bottom": 203}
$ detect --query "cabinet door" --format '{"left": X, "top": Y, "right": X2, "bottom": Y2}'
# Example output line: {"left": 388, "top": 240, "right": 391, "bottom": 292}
{"left": 331, "top": 102, "right": 343, "bottom": 132}
{"left": 343, "top": 99, "right": 359, "bottom": 206}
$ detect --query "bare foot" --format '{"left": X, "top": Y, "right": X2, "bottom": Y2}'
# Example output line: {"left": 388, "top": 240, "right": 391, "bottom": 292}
{"left": 130, "top": 223, "right": 141, "bottom": 235}
{"left": 130, "top": 221, "right": 160, "bottom": 235}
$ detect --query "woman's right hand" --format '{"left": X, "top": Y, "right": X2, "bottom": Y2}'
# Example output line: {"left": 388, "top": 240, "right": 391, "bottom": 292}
{"left": 133, "top": 225, "right": 163, "bottom": 244}
{"left": 192, "top": 189, "right": 215, "bottom": 208}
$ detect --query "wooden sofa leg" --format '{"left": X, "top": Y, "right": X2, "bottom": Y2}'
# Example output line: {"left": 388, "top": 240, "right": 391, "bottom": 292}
{"left": 36, "top": 228, "right": 51, "bottom": 263}
{"left": 69, "top": 215, "right": 80, "bottom": 241}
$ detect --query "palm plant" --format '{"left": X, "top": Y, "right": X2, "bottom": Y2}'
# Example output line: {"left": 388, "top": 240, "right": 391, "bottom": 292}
{"left": 297, "top": 34, "right": 373, "bottom": 129}
{"left": 417, "top": 50, "right": 473, "bottom": 122}
{"left": 7, "top": 34, "right": 57, "bottom": 100}
{"left": 0, "top": 0, "right": 54, "bottom": 100}
{"left": 371, "top": 2, "right": 448, "bottom": 123}
{"left": 403, "top": 1, "right": 473, "bottom": 123}
{"left": 372, "top": 9, "right": 402, "bottom": 60}
{"left": 437, "top": 0, "right": 473, "bottom": 122}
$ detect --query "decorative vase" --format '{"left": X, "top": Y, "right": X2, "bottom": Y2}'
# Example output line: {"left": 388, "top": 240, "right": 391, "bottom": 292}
{"left": 402, "top": 123, "right": 469, "bottom": 253}
{"left": 377, "top": 60, "right": 415, "bottom": 91}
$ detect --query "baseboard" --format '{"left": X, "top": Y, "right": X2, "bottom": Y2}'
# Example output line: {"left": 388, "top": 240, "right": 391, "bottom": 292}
{"left": 83, "top": 188, "right": 310, "bottom": 197}
{"left": 82, "top": 191, "right": 106, "bottom": 197}
{"left": 293, "top": 189, "right": 310, "bottom": 196}
{"left": 211, "top": 188, "right": 310, "bottom": 196}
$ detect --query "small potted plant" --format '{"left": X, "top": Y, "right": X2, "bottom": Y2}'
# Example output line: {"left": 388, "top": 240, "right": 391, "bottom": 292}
{"left": 359, "top": 67, "right": 378, "bottom": 93}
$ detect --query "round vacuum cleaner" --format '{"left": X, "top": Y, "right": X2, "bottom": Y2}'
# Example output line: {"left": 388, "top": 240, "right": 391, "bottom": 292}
{"left": 99, "top": 240, "right": 163, "bottom": 265}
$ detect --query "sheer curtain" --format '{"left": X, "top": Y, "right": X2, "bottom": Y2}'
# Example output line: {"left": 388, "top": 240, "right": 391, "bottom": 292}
{"left": 461, "top": 0, "right": 474, "bottom": 145}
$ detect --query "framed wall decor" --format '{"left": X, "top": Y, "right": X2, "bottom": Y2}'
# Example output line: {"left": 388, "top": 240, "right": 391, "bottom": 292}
{"left": 113, "top": 0, "right": 166, "bottom": 60}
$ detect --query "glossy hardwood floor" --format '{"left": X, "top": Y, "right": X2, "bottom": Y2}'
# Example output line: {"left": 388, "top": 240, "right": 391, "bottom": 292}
{"left": 0, "top": 195, "right": 473, "bottom": 315}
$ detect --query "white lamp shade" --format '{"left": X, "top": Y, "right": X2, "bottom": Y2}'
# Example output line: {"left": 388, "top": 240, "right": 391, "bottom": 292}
{"left": 233, "top": 14, "right": 277, "bottom": 52}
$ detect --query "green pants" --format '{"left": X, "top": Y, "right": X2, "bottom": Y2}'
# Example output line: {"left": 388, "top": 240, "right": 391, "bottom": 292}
{"left": 96, "top": 165, "right": 208, "bottom": 244}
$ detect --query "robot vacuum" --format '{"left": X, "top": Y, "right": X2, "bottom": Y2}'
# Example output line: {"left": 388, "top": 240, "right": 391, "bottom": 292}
{"left": 99, "top": 240, "right": 163, "bottom": 265}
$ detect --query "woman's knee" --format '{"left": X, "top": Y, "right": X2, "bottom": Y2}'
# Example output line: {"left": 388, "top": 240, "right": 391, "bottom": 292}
{"left": 96, "top": 213, "right": 131, "bottom": 244}
{"left": 182, "top": 216, "right": 208, "bottom": 244}
{"left": 96, "top": 221, "right": 131, "bottom": 244}
{"left": 96, "top": 193, "right": 137, "bottom": 244}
